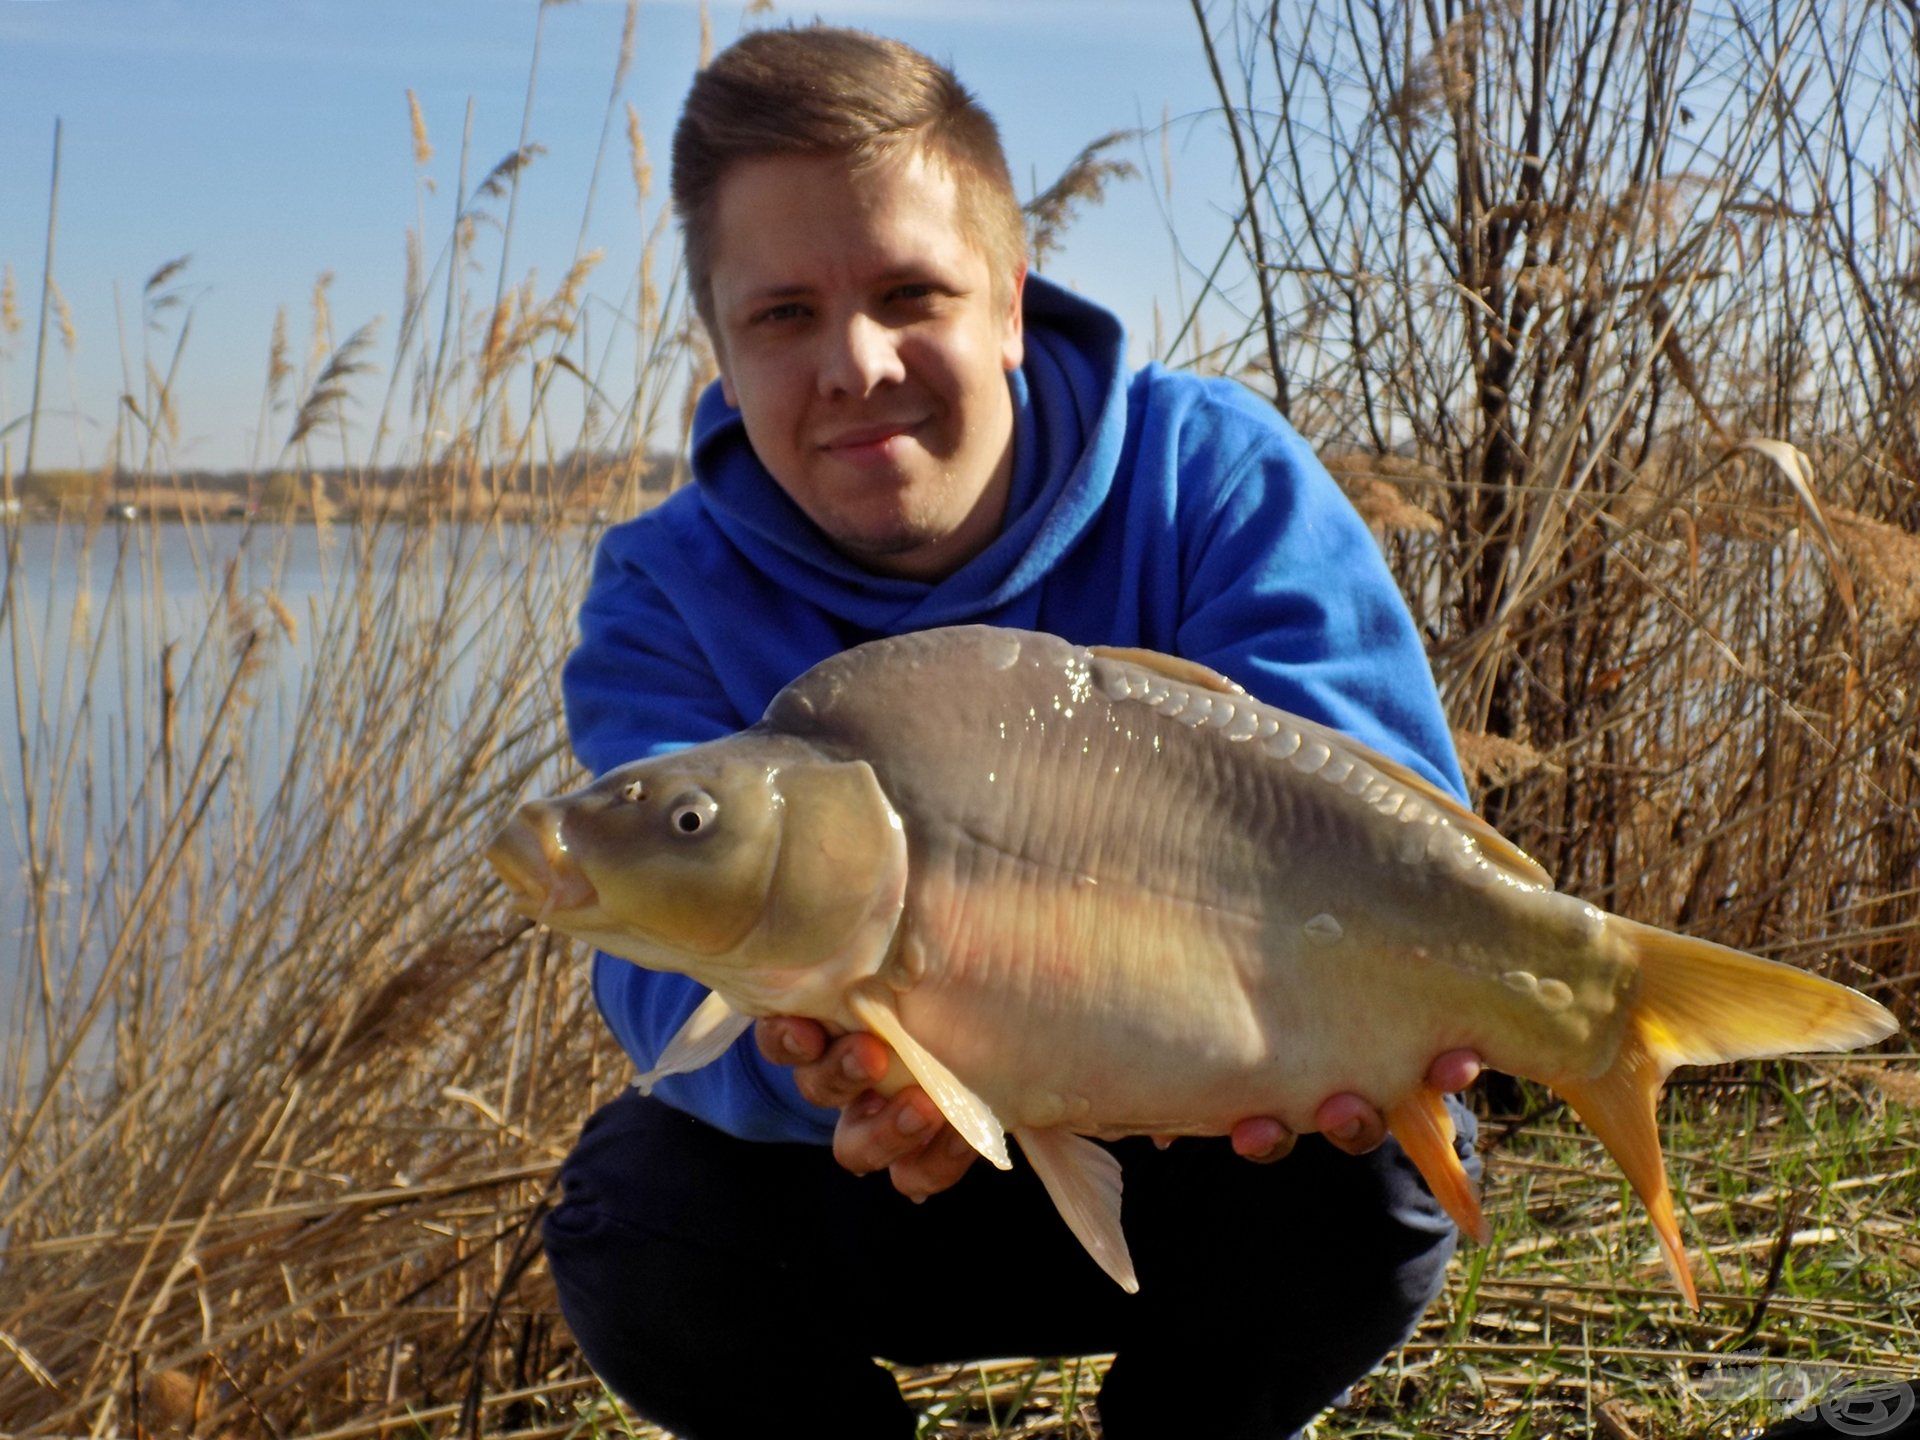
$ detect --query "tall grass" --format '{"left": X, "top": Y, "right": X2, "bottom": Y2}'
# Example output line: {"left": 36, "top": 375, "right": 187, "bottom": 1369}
{"left": 0, "top": 1, "right": 1914, "bottom": 1436}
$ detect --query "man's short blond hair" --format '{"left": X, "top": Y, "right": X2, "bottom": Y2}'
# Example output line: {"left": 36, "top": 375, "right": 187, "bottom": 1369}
{"left": 671, "top": 26, "right": 1027, "bottom": 333}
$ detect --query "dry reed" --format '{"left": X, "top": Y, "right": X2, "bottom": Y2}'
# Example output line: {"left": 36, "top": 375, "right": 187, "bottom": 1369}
{"left": 1, "top": 2, "right": 1915, "bottom": 1436}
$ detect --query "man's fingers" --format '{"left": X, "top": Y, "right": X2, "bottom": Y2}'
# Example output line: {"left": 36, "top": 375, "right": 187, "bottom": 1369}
{"left": 890, "top": 1123, "right": 979, "bottom": 1200}
{"left": 755, "top": 1016, "right": 827, "bottom": 1068}
{"left": 790, "top": 1031, "right": 892, "bottom": 1110}
{"left": 1315, "top": 1093, "right": 1387, "bottom": 1156}
{"left": 1229, "top": 1117, "right": 1296, "bottom": 1163}
{"left": 1308, "top": 1055, "right": 1481, "bottom": 1160}
{"left": 832, "top": 1089, "right": 953, "bottom": 1181}
{"left": 1427, "top": 1048, "right": 1483, "bottom": 1094}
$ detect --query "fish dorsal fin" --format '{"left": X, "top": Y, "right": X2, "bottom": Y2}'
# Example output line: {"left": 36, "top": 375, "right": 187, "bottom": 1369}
{"left": 846, "top": 987, "right": 1011, "bottom": 1171}
{"left": 1090, "top": 645, "right": 1551, "bottom": 889}
{"left": 1292, "top": 713, "right": 1553, "bottom": 889}
{"left": 635, "top": 989, "right": 753, "bottom": 1095}
{"left": 1087, "top": 645, "right": 1249, "bottom": 697}
{"left": 1014, "top": 1128, "right": 1138, "bottom": 1292}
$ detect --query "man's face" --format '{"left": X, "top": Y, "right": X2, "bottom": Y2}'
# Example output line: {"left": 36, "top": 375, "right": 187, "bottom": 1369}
{"left": 705, "top": 149, "right": 1026, "bottom": 582}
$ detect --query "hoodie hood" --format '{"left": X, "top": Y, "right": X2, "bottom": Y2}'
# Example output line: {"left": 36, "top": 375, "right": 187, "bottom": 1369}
{"left": 688, "top": 275, "right": 1129, "bottom": 631}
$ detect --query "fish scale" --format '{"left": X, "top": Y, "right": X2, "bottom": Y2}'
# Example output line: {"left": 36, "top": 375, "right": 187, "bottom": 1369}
{"left": 488, "top": 624, "right": 1898, "bottom": 1301}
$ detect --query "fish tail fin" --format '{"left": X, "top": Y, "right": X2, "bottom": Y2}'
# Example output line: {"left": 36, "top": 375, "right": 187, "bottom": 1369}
{"left": 1556, "top": 1024, "right": 1698, "bottom": 1307}
{"left": 1556, "top": 920, "right": 1898, "bottom": 1309}
{"left": 1384, "top": 1084, "right": 1489, "bottom": 1244}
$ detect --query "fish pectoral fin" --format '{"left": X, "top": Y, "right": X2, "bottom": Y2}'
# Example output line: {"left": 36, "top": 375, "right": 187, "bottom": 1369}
{"left": 1384, "top": 1086, "right": 1489, "bottom": 1246}
{"left": 634, "top": 990, "right": 752, "bottom": 1095}
{"left": 845, "top": 988, "right": 1010, "bottom": 1171}
{"left": 1015, "top": 1128, "right": 1137, "bottom": 1294}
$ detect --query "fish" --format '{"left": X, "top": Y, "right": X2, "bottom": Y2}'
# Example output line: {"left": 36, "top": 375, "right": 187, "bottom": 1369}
{"left": 486, "top": 625, "right": 1898, "bottom": 1301}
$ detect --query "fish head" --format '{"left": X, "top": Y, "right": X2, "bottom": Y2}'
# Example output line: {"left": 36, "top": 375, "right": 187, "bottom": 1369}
{"left": 486, "top": 730, "right": 908, "bottom": 1003}
{"left": 487, "top": 736, "right": 794, "bottom": 966}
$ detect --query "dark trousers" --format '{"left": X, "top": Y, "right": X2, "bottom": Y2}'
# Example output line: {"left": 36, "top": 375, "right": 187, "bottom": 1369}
{"left": 544, "top": 1090, "right": 1476, "bottom": 1440}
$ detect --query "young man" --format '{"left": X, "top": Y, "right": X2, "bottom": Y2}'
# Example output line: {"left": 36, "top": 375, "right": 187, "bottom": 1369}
{"left": 547, "top": 26, "right": 1482, "bottom": 1439}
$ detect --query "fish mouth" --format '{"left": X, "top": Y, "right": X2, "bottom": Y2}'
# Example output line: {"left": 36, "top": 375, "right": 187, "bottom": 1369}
{"left": 485, "top": 809, "right": 599, "bottom": 918}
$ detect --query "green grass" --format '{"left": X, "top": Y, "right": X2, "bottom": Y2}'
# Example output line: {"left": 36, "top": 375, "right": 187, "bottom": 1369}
{"left": 540, "top": 1064, "right": 1917, "bottom": 1440}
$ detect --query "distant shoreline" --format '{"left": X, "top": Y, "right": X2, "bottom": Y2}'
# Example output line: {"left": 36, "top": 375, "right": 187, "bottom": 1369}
{"left": 3, "top": 459, "right": 681, "bottom": 526}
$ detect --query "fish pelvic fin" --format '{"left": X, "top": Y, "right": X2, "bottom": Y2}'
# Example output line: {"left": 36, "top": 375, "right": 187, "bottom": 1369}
{"left": 1555, "top": 921, "right": 1896, "bottom": 1310}
{"left": 1384, "top": 1086, "right": 1489, "bottom": 1245}
{"left": 634, "top": 989, "right": 752, "bottom": 1095}
{"left": 1014, "top": 1128, "right": 1138, "bottom": 1293}
{"left": 845, "top": 987, "right": 1011, "bottom": 1171}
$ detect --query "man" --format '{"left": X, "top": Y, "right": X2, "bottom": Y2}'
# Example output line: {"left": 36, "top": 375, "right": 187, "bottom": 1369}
{"left": 547, "top": 25, "right": 1482, "bottom": 1439}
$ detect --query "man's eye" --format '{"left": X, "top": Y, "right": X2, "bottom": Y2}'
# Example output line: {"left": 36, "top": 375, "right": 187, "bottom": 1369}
{"left": 889, "top": 284, "right": 937, "bottom": 305}
{"left": 754, "top": 303, "right": 806, "bottom": 325}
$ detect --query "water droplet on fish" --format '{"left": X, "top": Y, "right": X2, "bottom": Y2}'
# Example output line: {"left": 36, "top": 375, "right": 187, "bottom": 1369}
{"left": 1502, "top": 969, "right": 1539, "bottom": 995}
{"left": 1303, "top": 913, "right": 1343, "bottom": 944}
{"left": 1536, "top": 978, "right": 1574, "bottom": 1010}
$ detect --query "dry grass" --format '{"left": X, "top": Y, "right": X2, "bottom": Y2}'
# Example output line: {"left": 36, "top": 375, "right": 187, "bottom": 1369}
{"left": 1, "top": 0, "right": 1916, "bottom": 1435}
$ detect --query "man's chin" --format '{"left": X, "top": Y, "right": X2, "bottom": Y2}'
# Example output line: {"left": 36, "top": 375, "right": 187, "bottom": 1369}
{"left": 823, "top": 516, "right": 972, "bottom": 578}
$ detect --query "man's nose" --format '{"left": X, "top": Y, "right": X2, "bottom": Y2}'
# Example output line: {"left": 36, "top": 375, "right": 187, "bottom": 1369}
{"left": 818, "top": 311, "right": 906, "bottom": 398}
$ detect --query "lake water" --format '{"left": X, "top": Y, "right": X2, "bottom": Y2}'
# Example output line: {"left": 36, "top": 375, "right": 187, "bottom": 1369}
{"left": 0, "top": 515, "right": 599, "bottom": 1018}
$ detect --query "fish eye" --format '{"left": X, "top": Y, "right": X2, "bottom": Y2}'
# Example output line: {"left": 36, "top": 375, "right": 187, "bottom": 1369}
{"left": 622, "top": 779, "right": 647, "bottom": 803}
{"left": 669, "top": 790, "right": 718, "bottom": 837}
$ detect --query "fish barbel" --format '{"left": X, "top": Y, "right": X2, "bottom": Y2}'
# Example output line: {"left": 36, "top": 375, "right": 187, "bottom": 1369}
{"left": 486, "top": 626, "right": 1896, "bottom": 1300}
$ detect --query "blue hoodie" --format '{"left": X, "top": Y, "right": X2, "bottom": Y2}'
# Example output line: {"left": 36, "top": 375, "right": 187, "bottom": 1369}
{"left": 562, "top": 276, "right": 1466, "bottom": 1143}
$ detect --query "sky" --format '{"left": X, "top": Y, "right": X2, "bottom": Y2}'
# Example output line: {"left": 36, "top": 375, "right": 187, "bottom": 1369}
{"left": 0, "top": 0, "right": 1251, "bottom": 472}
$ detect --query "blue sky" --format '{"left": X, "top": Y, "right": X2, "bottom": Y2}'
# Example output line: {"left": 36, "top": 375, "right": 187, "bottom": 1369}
{"left": 0, "top": 0, "right": 1248, "bottom": 471}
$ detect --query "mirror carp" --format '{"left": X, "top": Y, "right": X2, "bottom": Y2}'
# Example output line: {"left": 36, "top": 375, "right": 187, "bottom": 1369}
{"left": 487, "top": 625, "right": 1897, "bottom": 1301}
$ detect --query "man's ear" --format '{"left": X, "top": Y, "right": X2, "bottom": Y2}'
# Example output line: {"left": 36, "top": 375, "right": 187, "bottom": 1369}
{"left": 1001, "top": 263, "right": 1027, "bottom": 372}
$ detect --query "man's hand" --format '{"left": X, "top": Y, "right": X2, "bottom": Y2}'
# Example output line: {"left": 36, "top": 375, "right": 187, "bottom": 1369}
{"left": 756, "top": 1017, "right": 977, "bottom": 1201}
{"left": 761, "top": 1016, "right": 1484, "bottom": 1190}
{"left": 1229, "top": 1049, "right": 1484, "bottom": 1162}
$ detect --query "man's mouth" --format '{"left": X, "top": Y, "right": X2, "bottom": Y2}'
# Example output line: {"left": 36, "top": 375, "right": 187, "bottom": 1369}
{"left": 819, "top": 420, "right": 923, "bottom": 454}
